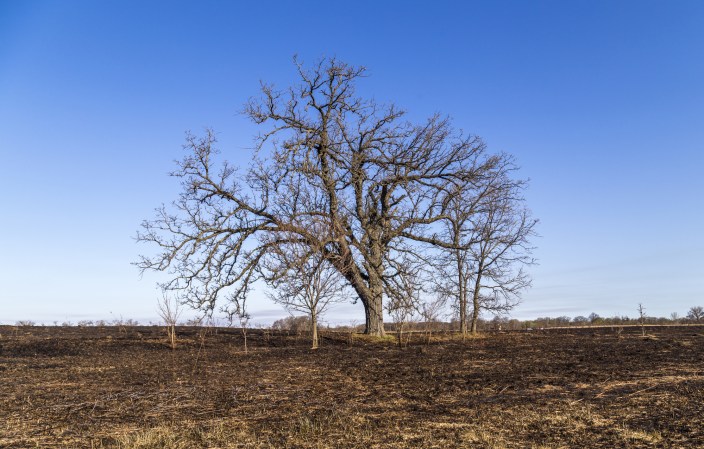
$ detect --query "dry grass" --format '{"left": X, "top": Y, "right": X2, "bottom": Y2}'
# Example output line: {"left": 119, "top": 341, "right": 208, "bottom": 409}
{"left": 0, "top": 325, "right": 702, "bottom": 448}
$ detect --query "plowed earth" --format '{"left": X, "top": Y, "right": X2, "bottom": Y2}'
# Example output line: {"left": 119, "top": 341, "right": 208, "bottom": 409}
{"left": 1, "top": 325, "right": 702, "bottom": 448}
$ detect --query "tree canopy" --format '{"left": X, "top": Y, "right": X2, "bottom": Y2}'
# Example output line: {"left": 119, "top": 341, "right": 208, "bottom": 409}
{"left": 137, "top": 57, "right": 535, "bottom": 336}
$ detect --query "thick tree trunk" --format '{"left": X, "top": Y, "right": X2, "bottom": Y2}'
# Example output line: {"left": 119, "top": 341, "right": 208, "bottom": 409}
{"left": 364, "top": 290, "right": 385, "bottom": 336}
{"left": 339, "top": 274, "right": 386, "bottom": 336}
{"left": 357, "top": 234, "right": 386, "bottom": 337}
{"left": 341, "top": 267, "right": 385, "bottom": 336}
{"left": 332, "top": 228, "right": 387, "bottom": 336}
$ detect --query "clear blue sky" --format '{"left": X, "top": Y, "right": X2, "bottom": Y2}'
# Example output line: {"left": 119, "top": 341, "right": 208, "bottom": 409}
{"left": 1, "top": 0, "right": 702, "bottom": 325}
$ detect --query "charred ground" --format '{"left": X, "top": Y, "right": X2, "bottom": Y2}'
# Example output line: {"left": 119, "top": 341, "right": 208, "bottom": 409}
{"left": 1, "top": 325, "right": 702, "bottom": 448}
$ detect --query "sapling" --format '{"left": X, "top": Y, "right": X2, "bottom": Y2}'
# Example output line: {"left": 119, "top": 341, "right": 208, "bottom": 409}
{"left": 637, "top": 303, "right": 646, "bottom": 337}
{"left": 157, "top": 293, "right": 183, "bottom": 349}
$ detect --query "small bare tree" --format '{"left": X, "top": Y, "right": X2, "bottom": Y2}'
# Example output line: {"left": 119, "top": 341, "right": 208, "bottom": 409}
{"left": 386, "top": 295, "right": 417, "bottom": 348}
{"left": 263, "top": 241, "right": 348, "bottom": 349}
{"left": 15, "top": 320, "right": 35, "bottom": 327}
{"left": 637, "top": 303, "right": 647, "bottom": 337}
{"left": 420, "top": 297, "right": 446, "bottom": 344}
{"left": 687, "top": 306, "right": 703, "bottom": 323}
{"left": 385, "top": 258, "right": 424, "bottom": 348}
{"left": 228, "top": 296, "right": 250, "bottom": 353}
{"left": 157, "top": 293, "right": 183, "bottom": 349}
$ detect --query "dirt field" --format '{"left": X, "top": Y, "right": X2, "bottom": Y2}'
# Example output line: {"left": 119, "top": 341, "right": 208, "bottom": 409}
{"left": 1, "top": 325, "right": 702, "bottom": 448}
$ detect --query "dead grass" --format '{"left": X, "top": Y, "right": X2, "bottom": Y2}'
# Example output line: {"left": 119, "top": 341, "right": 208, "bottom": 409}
{"left": 0, "top": 325, "right": 702, "bottom": 448}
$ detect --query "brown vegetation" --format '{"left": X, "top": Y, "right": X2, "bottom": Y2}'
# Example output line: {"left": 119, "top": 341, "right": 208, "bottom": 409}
{"left": 1, "top": 325, "right": 702, "bottom": 448}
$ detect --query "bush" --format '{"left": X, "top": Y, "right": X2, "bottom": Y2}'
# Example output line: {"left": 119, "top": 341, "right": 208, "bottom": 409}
{"left": 271, "top": 316, "right": 311, "bottom": 333}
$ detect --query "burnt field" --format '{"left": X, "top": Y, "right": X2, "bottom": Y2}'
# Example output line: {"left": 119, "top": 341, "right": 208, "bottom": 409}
{"left": 1, "top": 325, "right": 702, "bottom": 448}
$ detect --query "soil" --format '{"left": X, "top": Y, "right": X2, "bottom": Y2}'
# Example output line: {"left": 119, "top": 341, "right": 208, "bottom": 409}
{"left": 1, "top": 325, "right": 702, "bottom": 448}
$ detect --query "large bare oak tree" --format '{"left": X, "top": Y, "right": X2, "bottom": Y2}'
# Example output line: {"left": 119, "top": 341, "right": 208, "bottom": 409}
{"left": 136, "top": 57, "right": 511, "bottom": 336}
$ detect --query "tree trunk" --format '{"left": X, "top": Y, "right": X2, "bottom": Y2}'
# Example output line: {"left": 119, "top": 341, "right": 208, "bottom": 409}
{"left": 169, "top": 325, "right": 176, "bottom": 350}
{"left": 364, "top": 291, "right": 385, "bottom": 336}
{"left": 397, "top": 322, "right": 404, "bottom": 348}
{"left": 361, "top": 242, "right": 386, "bottom": 337}
{"left": 345, "top": 277, "right": 385, "bottom": 336}
{"left": 311, "top": 311, "right": 319, "bottom": 349}
{"left": 334, "top": 242, "right": 385, "bottom": 336}
{"left": 470, "top": 272, "right": 483, "bottom": 335}
{"left": 458, "top": 272, "right": 468, "bottom": 338}
{"left": 470, "top": 294, "right": 480, "bottom": 334}
{"left": 460, "top": 303, "right": 468, "bottom": 341}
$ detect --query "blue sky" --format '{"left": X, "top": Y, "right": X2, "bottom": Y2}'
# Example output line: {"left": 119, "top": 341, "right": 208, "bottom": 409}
{"left": 1, "top": 0, "right": 702, "bottom": 325}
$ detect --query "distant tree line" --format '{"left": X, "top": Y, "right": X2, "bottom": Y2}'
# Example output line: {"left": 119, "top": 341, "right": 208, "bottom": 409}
{"left": 465, "top": 306, "right": 704, "bottom": 331}
{"left": 8, "top": 305, "right": 703, "bottom": 335}
{"left": 267, "top": 305, "right": 704, "bottom": 334}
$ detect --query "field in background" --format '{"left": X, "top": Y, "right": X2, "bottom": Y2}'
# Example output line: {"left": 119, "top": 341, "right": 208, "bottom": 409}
{"left": 1, "top": 325, "right": 702, "bottom": 448}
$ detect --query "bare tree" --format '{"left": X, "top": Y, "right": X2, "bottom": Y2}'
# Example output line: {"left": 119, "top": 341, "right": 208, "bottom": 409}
{"left": 434, "top": 184, "right": 481, "bottom": 337}
{"left": 15, "top": 320, "right": 35, "bottom": 327}
{"left": 467, "top": 197, "right": 536, "bottom": 334}
{"left": 263, "top": 241, "right": 348, "bottom": 349}
{"left": 384, "top": 258, "right": 425, "bottom": 347}
{"left": 229, "top": 297, "right": 250, "bottom": 353}
{"left": 420, "top": 296, "right": 446, "bottom": 343}
{"left": 157, "top": 293, "right": 183, "bottom": 349}
{"left": 687, "top": 306, "right": 703, "bottom": 323}
{"left": 436, "top": 159, "right": 537, "bottom": 336}
{"left": 136, "top": 57, "right": 517, "bottom": 336}
{"left": 637, "top": 303, "right": 647, "bottom": 337}
{"left": 589, "top": 313, "right": 601, "bottom": 325}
